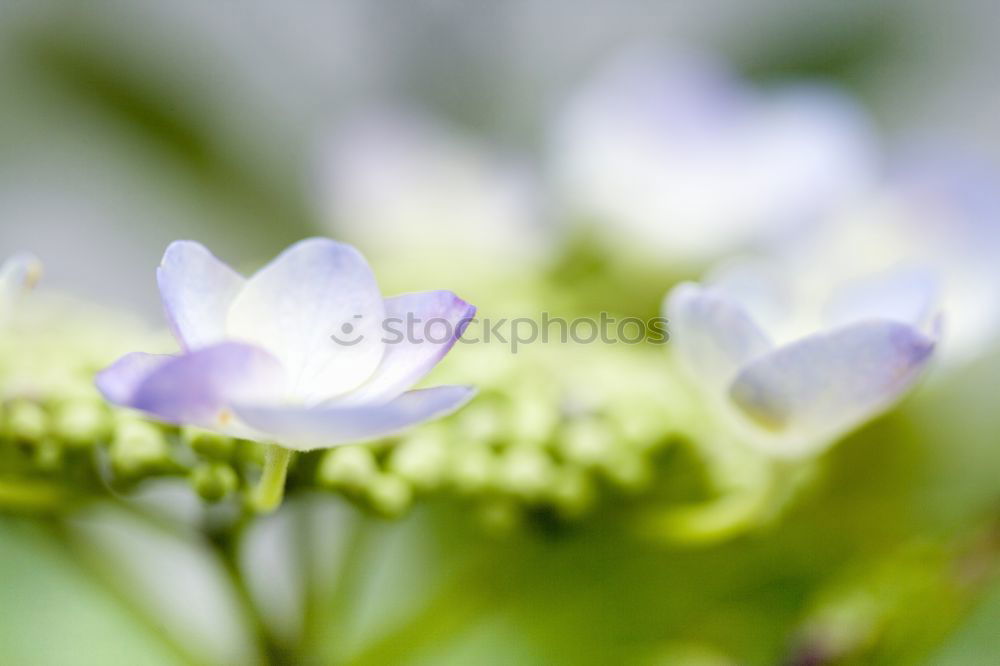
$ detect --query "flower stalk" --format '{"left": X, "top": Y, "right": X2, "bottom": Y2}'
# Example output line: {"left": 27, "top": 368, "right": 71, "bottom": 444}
{"left": 250, "top": 444, "right": 294, "bottom": 512}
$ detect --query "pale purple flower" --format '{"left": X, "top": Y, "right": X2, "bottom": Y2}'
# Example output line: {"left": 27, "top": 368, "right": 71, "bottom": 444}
{"left": 666, "top": 264, "right": 939, "bottom": 458}
{"left": 97, "top": 238, "right": 476, "bottom": 451}
{"left": 550, "top": 48, "right": 879, "bottom": 264}
{"left": 727, "top": 149, "right": 1000, "bottom": 369}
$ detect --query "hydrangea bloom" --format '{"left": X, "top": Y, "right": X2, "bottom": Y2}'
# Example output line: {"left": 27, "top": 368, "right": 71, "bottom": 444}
{"left": 666, "top": 265, "right": 938, "bottom": 458}
{"left": 550, "top": 49, "right": 879, "bottom": 264}
{"left": 97, "top": 238, "right": 476, "bottom": 451}
{"left": 769, "top": 150, "right": 1000, "bottom": 367}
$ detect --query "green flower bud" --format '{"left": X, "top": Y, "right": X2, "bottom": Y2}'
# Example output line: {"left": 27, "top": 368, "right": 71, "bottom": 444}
{"left": 189, "top": 462, "right": 239, "bottom": 502}
{"left": 183, "top": 426, "right": 235, "bottom": 460}
{"left": 602, "top": 449, "right": 653, "bottom": 492}
{"left": 448, "top": 444, "right": 496, "bottom": 494}
{"left": 508, "top": 390, "right": 558, "bottom": 445}
{"left": 608, "top": 400, "right": 673, "bottom": 450}
{"left": 365, "top": 473, "right": 413, "bottom": 517}
{"left": 317, "top": 445, "right": 378, "bottom": 491}
{"left": 51, "top": 398, "right": 111, "bottom": 447}
{"left": 235, "top": 439, "right": 266, "bottom": 465}
{"left": 557, "top": 418, "right": 615, "bottom": 468}
{"left": 454, "top": 402, "right": 505, "bottom": 443}
{"left": 110, "top": 418, "right": 170, "bottom": 476}
{"left": 497, "top": 446, "right": 556, "bottom": 501}
{"left": 387, "top": 431, "right": 449, "bottom": 491}
{"left": 4, "top": 400, "right": 47, "bottom": 443}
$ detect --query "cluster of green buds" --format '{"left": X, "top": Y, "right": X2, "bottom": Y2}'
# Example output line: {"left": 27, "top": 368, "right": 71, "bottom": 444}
{"left": 0, "top": 261, "right": 701, "bottom": 528}
{"left": 1, "top": 320, "right": 694, "bottom": 530}
{"left": 316, "top": 341, "right": 690, "bottom": 527}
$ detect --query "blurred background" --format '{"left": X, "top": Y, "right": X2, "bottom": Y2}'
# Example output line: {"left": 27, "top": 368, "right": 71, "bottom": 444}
{"left": 4, "top": 0, "right": 1000, "bottom": 314}
{"left": 3, "top": 1, "right": 1000, "bottom": 664}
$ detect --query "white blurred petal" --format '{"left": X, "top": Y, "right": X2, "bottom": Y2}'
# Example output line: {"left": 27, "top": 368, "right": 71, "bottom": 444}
{"left": 729, "top": 320, "right": 935, "bottom": 457}
{"left": 666, "top": 282, "right": 772, "bottom": 393}
{"left": 347, "top": 290, "right": 476, "bottom": 403}
{"left": 157, "top": 241, "right": 246, "bottom": 350}
{"left": 234, "top": 385, "right": 475, "bottom": 451}
{"left": 226, "top": 238, "right": 386, "bottom": 403}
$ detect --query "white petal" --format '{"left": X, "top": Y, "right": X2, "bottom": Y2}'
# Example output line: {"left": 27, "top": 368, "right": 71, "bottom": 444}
{"left": 95, "top": 352, "right": 172, "bottom": 405}
{"left": 98, "top": 343, "right": 285, "bottom": 433}
{"left": 729, "top": 320, "right": 935, "bottom": 456}
{"left": 233, "top": 385, "right": 475, "bottom": 451}
{"left": 346, "top": 291, "right": 476, "bottom": 403}
{"left": 665, "top": 282, "right": 772, "bottom": 393}
{"left": 158, "top": 241, "right": 246, "bottom": 349}
{"left": 226, "top": 238, "right": 386, "bottom": 404}
{"left": 823, "top": 267, "right": 940, "bottom": 332}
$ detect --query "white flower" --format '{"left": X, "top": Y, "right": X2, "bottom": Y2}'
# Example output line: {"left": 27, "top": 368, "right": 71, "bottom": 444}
{"left": 550, "top": 48, "right": 879, "bottom": 264}
{"left": 666, "top": 264, "right": 938, "bottom": 458}
{"left": 761, "top": 149, "right": 1000, "bottom": 367}
{"left": 97, "top": 238, "right": 476, "bottom": 451}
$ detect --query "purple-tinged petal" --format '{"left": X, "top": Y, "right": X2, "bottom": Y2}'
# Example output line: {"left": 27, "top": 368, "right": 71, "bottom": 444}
{"left": 823, "top": 267, "right": 940, "bottom": 332}
{"left": 158, "top": 241, "right": 245, "bottom": 350}
{"left": 666, "top": 282, "right": 772, "bottom": 393}
{"left": 729, "top": 320, "right": 935, "bottom": 456}
{"left": 101, "top": 342, "right": 285, "bottom": 432}
{"left": 226, "top": 238, "right": 386, "bottom": 404}
{"left": 95, "top": 352, "right": 173, "bottom": 405}
{"left": 233, "top": 385, "right": 475, "bottom": 451}
{"left": 346, "top": 291, "right": 476, "bottom": 403}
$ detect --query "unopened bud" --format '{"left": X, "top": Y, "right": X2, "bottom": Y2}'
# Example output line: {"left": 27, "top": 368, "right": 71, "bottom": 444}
{"left": 110, "top": 418, "right": 170, "bottom": 476}
{"left": 183, "top": 427, "right": 235, "bottom": 460}
{"left": 4, "top": 400, "right": 47, "bottom": 443}
{"left": 454, "top": 402, "right": 505, "bottom": 443}
{"left": 365, "top": 474, "right": 413, "bottom": 517}
{"left": 317, "top": 445, "right": 378, "bottom": 490}
{"left": 448, "top": 444, "right": 496, "bottom": 494}
{"left": 497, "top": 446, "right": 555, "bottom": 500}
{"left": 51, "top": 398, "right": 111, "bottom": 446}
{"left": 557, "top": 419, "right": 615, "bottom": 468}
{"left": 190, "top": 462, "right": 238, "bottom": 502}
{"left": 388, "top": 431, "right": 449, "bottom": 491}
{"left": 602, "top": 449, "right": 652, "bottom": 492}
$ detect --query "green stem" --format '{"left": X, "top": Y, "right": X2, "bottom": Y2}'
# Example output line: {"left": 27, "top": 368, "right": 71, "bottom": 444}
{"left": 203, "top": 517, "right": 287, "bottom": 664}
{"left": 250, "top": 445, "right": 293, "bottom": 513}
{"left": 635, "top": 457, "right": 809, "bottom": 545}
{"left": 0, "top": 479, "right": 66, "bottom": 511}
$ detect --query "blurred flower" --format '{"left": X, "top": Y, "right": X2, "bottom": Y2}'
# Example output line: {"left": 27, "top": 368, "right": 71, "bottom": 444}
{"left": 315, "top": 109, "right": 545, "bottom": 283}
{"left": 666, "top": 264, "right": 938, "bottom": 457}
{"left": 97, "top": 238, "right": 476, "bottom": 451}
{"left": 0, "top": 252, "right": 42, "bottom": 323}
{"left": 762, "top": 149, "right": 1000, "bottom": 367}
{"left": 550, "top": 48, "right": 879, "bottom": 265}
